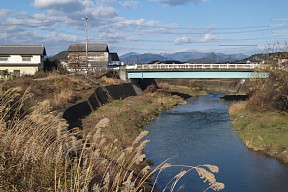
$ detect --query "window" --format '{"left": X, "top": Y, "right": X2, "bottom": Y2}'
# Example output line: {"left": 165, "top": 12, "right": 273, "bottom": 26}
{"left": 87, "top": 53, "right": 105, "bottom": 61}
{"left": 0, "top": 57, "right": 8, "bottom": 62}
{"left": 95, "top": 53, "right": 105, "bottom": 57}
{"left": 22, "top": 57, "right": 31, "bottom": 62}
{"left": 87, "top": 56, "right": 98, "bottom": 61}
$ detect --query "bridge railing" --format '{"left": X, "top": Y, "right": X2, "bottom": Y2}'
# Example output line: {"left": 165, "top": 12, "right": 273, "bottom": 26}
{"left": 131, "top": 63, "right": 259, "bottom": 70}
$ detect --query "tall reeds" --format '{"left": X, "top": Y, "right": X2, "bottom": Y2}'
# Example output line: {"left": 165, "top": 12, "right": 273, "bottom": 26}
{"left": 0, "top": 84, "right": 224, "bottom": 191}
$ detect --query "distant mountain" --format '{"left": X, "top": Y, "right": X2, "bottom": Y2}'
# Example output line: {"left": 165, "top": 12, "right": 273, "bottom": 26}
{"left": 50, "top": 51, "right": 68, "bottom": 61}
{"left": 50, "top": 50, "right": 249, "bottom": 65}
{"left": 161, "top": 52, "right": 209, "bottom": 62}
{"left": 120, "top": 52, "right": 140, "bottom": 60}
{"left": 120, "top": 53, "right": 166, "bottom": 64}
{"left": 120, "top": 51, "right": 249, "bottom": 64}
{"left": 230, "top": 53, "right": 249, "bottom": 61}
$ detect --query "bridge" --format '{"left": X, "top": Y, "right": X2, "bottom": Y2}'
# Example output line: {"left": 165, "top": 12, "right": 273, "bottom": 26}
{"left": 120, "top": 63, "right": 268, "bottom": 79}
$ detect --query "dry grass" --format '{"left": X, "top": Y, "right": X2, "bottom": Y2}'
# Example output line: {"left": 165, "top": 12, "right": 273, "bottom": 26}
{"left": 51, "top": 88, "right": 76, "bottom": 108}
{"left": 0, "top": 85, "right": 224, "bottom": 191}
{"left": 99, "top": 76, "right": 122, "bottom": 85}
{"left": 82, "top": 92, "right": 185, "bottom": 148}
{"left": 47, "top": 70, "right": 60, "bottom": 80}
{"left": 229, "top": 102, "right": 247, "bottom": 113}
{"left": 246, "top": 69, "right": 288, "bottom": 112}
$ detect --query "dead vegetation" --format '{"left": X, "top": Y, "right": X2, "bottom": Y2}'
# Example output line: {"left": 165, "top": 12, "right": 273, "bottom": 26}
{"left": 247, "top": 68, "right": 288, "bottom": 112}
{"left": 82, "top": 91, "right": 186, "bottom": 148}
{"left": 99, "top": 76, "right": 122, "bottom": 85}
{"left": 0, "top": 84, "right": 224, "bottom": 191}
{"left": 1, "top": 73, "right": 98, "bottom": 110}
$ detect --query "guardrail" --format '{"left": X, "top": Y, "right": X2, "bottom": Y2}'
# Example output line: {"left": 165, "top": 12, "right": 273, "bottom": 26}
{"left": 127, "top": 63, "right": 260, "bottom": 70}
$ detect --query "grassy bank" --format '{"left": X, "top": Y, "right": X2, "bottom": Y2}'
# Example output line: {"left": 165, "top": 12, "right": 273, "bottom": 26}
{"left": 1, "top": 76, "right": 226, "bottom": 191}
{"left": 82, "top": 88, "right": 191, "bottom": 149}
{"left": 230, "top": 102, "right": 288, "bottom": 163}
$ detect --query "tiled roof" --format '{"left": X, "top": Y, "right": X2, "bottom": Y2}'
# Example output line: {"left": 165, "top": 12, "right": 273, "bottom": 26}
{"left": 0, "top": 45, "right": 46, "bottom": 55}
{"left": 68, "top": 44, "right": 109, "bottom": 52}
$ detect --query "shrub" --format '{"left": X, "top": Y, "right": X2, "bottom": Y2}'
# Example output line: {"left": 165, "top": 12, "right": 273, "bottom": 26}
{"left": 248, "top": 68, "right": 288, "bottom": 112}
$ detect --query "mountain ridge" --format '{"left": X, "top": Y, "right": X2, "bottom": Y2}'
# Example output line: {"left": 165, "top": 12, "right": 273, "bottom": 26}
{"left": 120, "top": 51, "right": 249, "bottom": 64}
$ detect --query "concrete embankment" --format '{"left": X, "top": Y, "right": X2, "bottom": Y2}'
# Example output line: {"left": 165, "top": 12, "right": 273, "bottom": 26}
{"left": 63, "top": 82, "right": 138, "bottom": 128}
{"left": 156, "top": 79, "right": 250, "bottom": 95}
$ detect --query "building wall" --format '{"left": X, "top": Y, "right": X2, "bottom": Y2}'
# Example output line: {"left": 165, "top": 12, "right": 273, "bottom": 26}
{"left": 68, "top": 51, "right": 109, "bottom": 70}
{"left": 0, "top": 54, "right": 42, "bottom": 76}
{"left": 0, "top": 66, "right": 38, "bottom": 76}
{"left": 0, "top": 55, "right": 42, "bottom": 64}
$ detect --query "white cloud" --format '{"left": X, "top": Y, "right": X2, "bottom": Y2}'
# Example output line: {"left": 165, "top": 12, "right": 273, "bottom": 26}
{"left": 33, "top": 0, "right": 80, "bottom": 9}
{"left": 174, "top": 33, "right": 216, "bottom": 44}
{"left": 0, "top": 9, "right": 11, "bottom": 17}
{"left": 119, "top": 0, "right": 141, "bottom": 9}
{"left": 152, "top": 0, "right": 208, "bottom": 6}
{"left": 93, "top": 6, "right": 118, "bottom": 17}
{"left": 2, "top": 0, "right": 217, "bottom": 56}
{"left": 174, "top": 37, "right": 193, "bottom": 44}
{"left": 33, "top": 0, "right": 118, "bottom": 18}
{"left": 199, "top": 33, "right": 216, "bottom": 42}
{"left": 114, "top": 18, "right": 158, "bottom": 27}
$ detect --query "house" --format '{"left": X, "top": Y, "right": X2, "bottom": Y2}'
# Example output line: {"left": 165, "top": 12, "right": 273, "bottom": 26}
{"left": 109, "top": 52, "right": 120, "bottom": 66}
{"left": 278, "top": 59, "right": 288, "bottom": 65}
{"left": 0, "top": 45, "right": 46, "bottom": 77}
{"left": 67, "top": 44, "right": 110, "bottom": 71}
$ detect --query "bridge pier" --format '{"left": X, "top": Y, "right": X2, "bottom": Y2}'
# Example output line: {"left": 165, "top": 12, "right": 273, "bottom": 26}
{"left": 119, "top": 66, "right": 127, "bottom": 80}
{"left": 118, "top": 66, "right": 158, "bottom": 94}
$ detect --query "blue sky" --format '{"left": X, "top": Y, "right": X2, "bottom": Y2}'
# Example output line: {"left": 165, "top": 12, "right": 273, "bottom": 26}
{"left": 1, "top": 0, "right": 288, "bottom": 56}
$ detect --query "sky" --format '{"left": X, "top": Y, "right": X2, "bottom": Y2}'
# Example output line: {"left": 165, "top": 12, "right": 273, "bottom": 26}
{"left": 1, "top": 0, "right": 288, "bottom": 56}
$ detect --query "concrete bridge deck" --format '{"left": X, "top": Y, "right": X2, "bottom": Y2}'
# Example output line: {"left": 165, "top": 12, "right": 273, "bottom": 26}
{"left": 131, "top": 63, "right": 259, "bottom": 71}
{"left": 121, "top": 63, "right": 267, "bottom": 79}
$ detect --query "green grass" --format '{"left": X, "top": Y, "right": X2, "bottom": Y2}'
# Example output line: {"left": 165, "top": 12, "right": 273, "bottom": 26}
{"left": 107, "top": 100, "right": 125, "bottom": 107}
{"left": 230, "top": 104, "right": 288, "bottom": 163}
{"left": 82, "top": 91, "right": 185, "bottom": 148}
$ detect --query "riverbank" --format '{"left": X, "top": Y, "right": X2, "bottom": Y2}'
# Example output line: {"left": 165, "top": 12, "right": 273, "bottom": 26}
{"left": 230, "top": 102, "right": 288, "bottom": 164}
{"left": 82, "top": 87, "right": 197, "bottom": 149}
{"left": 2, "top": 75, "right": 208, "bottom": 191}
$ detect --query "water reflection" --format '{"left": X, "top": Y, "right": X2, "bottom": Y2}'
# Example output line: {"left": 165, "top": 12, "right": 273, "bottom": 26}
{"left": 144, "top": 93, "right": 288, "bottom": 192}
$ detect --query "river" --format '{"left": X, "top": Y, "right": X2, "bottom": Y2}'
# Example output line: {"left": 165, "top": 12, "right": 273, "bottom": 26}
{"left": 144, "top": 93, "right": 288, "bottom": 192}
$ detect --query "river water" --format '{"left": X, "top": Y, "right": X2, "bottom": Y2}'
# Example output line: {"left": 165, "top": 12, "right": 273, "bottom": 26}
{"left": 144, "top": 93, "right": 288, "bottom": 192}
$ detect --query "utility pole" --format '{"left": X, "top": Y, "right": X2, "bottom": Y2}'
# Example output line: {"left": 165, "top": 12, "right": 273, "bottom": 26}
{"left": 82, "top": 15, "right": 88, "bottom": 71}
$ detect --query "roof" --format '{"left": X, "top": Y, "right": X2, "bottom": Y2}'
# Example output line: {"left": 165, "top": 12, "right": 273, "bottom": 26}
{"left": 109, "top": 52, "right": 119, "bottom": 61}
{"left": 68, "top": 44, "right": 109, "bottom": 52}
{"left": 0, "top": 45, "right": 46, "bottom": 55}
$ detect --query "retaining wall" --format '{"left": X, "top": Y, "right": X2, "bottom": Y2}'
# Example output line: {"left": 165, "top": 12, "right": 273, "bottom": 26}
{"left": 63, "top": 83, "right": 137, "bottom": 128}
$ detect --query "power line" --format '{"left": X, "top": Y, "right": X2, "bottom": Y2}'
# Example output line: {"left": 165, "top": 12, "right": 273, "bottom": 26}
{"left": 219, "top": 45, "right": 258, "bottom": 47}
{"left": 272, "top": 18, "right": 288, "bottom": 21}
{"left": 1, "top": 17, "right": 282, "bottom": 34}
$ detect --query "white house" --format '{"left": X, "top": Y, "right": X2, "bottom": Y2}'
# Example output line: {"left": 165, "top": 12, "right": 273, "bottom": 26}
{"left": 0, "top": 45, "right": 46, "bottom": 77}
